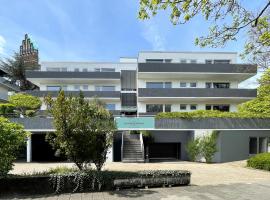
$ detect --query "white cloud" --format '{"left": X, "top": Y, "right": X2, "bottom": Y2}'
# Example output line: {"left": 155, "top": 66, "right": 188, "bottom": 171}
{"left": 141, "top": 21, "right": 166, "bottom": 50}
{"left": 0, "top": 35, "right": 6, "bottom": 55}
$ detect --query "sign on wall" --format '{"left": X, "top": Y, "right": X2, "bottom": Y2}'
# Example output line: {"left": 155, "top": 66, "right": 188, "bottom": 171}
{"left": 116, "top": 117, "right": 155, "bottom": 130}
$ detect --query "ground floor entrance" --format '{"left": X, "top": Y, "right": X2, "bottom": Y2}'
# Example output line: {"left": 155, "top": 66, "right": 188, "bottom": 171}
{"left": 149, "top": 143, "right": 181, "bottom": 161}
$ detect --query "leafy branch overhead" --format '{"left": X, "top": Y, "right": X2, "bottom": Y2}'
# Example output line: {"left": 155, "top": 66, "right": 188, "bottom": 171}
{"left": 138, "top": 0, "right": 270, "bottom": 68}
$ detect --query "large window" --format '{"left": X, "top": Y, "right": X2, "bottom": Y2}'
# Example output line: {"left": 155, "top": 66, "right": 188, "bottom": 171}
{"left": 95, "top": 86, "right": 115, "bottom": 91}
{"left": 190, "top": 104, "right": 197, "bottom": 110}
{"left": 106, "top": 104, "right": 116, "bottom": 110}
{"left": 213, "top": 60, "right": 231, "bottom": 64}
{"left": 180, "top": 82, "right": 187, "bottom": 88}
{"left": 146, "top": 82, "right": 172, "bottom": 89}
{"left": 47, "top": 86, "right": 67, "bottom": 91}
{"left": 180, "top": 104, "right": 187, "bottom": 110}
{"left": 213, "top": 105, "right": 230, "bottom": 112}
{"left": 146, "top": 59, "right": 164, "bottom": 63}
{"left": 213, "top": 83, "right": 230, "bottom": 88}
{"left": 165, "top": 104, "right": 171, "bottom": 112}
{"left": 146, "top": 104, "right": 163, "bottom": 113}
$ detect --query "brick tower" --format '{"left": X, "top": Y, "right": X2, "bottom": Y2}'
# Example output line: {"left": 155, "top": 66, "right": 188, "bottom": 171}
{"left": 19, "top": 34, "right": 39, "bottom": 69}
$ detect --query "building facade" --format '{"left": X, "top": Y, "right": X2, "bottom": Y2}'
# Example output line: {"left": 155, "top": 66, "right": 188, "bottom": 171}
{"left": 14, "top": 51, "right": 270, "bottom": 163}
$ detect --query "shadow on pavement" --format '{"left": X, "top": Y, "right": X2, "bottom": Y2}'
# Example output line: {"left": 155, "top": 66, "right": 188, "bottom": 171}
{"left": 109, "top": 188, "right": 158, "bottom": 198}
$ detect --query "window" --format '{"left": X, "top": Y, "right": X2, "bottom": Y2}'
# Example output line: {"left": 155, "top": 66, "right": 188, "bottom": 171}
{"left": 61, "top": 68, "right": 67, "bottom": 72}
{"left": 94, "top": 68, "right": 101, "bottom": 72}
{"left": 213, "top": 59, "right": 231, "bottom": 64}
{"left": 146, "top": 59, "right": 164, "bottom": 63}
{"left": 74, "top": 68, "right": 80, "bottom": 72}
{"left": 164, "top": 59, "right": 172, "bottom": 63}
{"left": 165, "top": 104, "right": 171, "bottom": 112}
{"left": 249, "top": 137, "right": 258, "bottom": 154}
{"left": 190, "top": 82, "right": 197, "bottom": 88}
{"left": 82, "top": 85, "right": 88, "bottom": 90}
{"left": 205, "top": 60, "right": 212, "bottom": 64}
{"left": 106, "top": 104, "right": 116, "bottom": 110}
{"left": 205, "top": 105, "right": 212, "bottom": 110}
{"left": 205, "top": 82, "right": 212, "bottom": 88}
{"left": 46, "top": 67, "right": 60, "bottom": 72}
{"left": 101, "top": 68, "right": 115, "bottom": 72}
{"left": 190, "top": 104, "right": 197, "bottom": 110}
{"left": 213, "top": 105, "right": 230, "bottom": 112}
{"left": 102, "top": 86, "right": 115, "bottom": 91}
{"left": 82, "top": 68, "right": 88, "bottom": 72}
{"left": 180, "top": 104, "right": 187, "bottom": 110}
{"left": 164, "top": 82, "right": 172, "bottom": 88}
{"left": 74, "top": 85, "right": 80, "bottom": 91}
{"left": 180, "top": 59, "right": 187, "bottom": 63}
{"left": 47, "top": 86, "right": 61, "bottom": 91}
{"left": 95, "top": 86, "right": 102, "bottom": 91}
{"left": 213, "top": 83, "right": 230, "bottom": 88}
{"left": 190, "top": 59, "right": 197, "bottom": 63}
{"left": 180, "top": 82, "right": 187, "bottom": 87}
{"left": 146, "top": 104, "right": 163, "bottom": 113}
{"left": 146, "top": 82, "right": 163, "bottom": 88}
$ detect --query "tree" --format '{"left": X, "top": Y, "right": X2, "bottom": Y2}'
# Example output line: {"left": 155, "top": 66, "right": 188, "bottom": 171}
{"left": 200, "top": 131, "right": 218, "bottom": 163}
{"left": 0, "top": 117, "right": 28, "bottom": 177}
{"left": 9, "top": 93, "right": 42, "bottom": 117}
{"left": 0, "top": 53, "right": 38, "bottom": 90}
{"left": 45, "top": 91, "right": 116, "bottom": 171}
{"left": 238, "top": 68, "right": 270, "bottom": 114}
{"left": 186, "top": 137, "right": 200, "bottom": 162}
{"left": 138, "top": 0, "right": 270, "bottom": 68}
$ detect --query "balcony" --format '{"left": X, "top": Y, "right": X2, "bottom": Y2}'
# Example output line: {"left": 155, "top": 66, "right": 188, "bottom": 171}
{"left": 26, "top": 90, "right": 121, "bottom": 99}
{"left": 138, "top": 88, "right": 257, "bottom": 103}
{"left": 138, "top": 63, "right": 256, "bottom": 81}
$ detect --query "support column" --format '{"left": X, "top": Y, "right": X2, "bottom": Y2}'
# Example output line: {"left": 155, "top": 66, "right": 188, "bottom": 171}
{"left": 26, "top": 134, "right": 32, "bottom": 162}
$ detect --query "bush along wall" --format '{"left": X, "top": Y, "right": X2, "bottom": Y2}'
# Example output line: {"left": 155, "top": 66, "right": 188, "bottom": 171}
{"left": 0, "top": 170, "right": 191, "bottom": 195}
{"left": 247, "top": 153, "right": 270, "bottom": 171}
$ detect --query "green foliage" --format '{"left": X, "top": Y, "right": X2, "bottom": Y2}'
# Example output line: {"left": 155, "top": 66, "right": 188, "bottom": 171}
{"left": 9, "top": 93, "right": 41, "bottom": 117}
{"left": 48, "top": 166, "right": 77, "bottom": 174}
{"left": 186, "top": 138, "right": 200, "bottom": 162}
{"left": 130, "top": 130, "right": 140, "bottom": 134}
{"left": 138, "top": 1, "right": 270, "bottom": 68}
{"left": 45, "top": 91, "right": 116, "bottom": 171}
{"left": 239, "top": 68, "right": 270, "bottom": 115}
{"left": 0, "top": 103, "right": 15, "bottom": 115}
{"left": 0, "top": 117, "right": 28, "bottom": 177}
{"left": 200, "top": 131, "right": 218, "bottom": 163}
{"left": 25, "top": 110, "right": 36, "bottom": 117}
{"left": 247, "top": 153, "right": 270, "bottom": 171}
{"left": 156, "top": 110, "right": 270, "bottom": 119}
{"left": 0, "top": 52, "right": 38, "bottom": 90}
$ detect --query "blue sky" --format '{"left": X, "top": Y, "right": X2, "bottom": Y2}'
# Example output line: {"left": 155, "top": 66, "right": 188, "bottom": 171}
{"left": 0, "top": 0, "right": 261, "bottom": 62}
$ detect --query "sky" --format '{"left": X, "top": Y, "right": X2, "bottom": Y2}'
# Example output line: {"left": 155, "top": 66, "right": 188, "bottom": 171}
{"left": 0, "top": 0, "right": 266, "bottom": 86}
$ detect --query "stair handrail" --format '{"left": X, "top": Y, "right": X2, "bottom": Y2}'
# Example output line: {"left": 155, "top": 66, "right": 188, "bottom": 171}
{"left": 121, "top": 131, "right": 124, "bottom": 161}
{"left": 139, "top": 132, "right": 145, "bottom": 162}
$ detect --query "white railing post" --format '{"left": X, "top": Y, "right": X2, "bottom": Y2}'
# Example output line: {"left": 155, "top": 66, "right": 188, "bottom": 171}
{"left": 140, "top": 132, "right": 145, "bottom": 162}
{"left": 121, "top": 132, "right": 124, "bottom": 161}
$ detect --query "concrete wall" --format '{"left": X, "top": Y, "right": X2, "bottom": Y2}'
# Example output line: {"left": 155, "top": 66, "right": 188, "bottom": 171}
{"left": 149, "top": 130, "right": 194, "bottom": 160}
{"left": 217, "top": 130, "right": 270, "bottom": 162}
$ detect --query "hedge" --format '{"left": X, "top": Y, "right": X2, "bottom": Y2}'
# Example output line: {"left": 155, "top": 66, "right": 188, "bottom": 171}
{"left": 247, "top": 153, "right": 270, "bottom": 171}
{"left": 155, "top": 110, "right": 270, "bottom": 119}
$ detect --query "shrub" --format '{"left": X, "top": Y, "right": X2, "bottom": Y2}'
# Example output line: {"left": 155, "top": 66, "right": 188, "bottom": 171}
{"left": 200, "top": 131, "right": 218, "bottom": 163}
{"left": 155, "top": 110, "right": 270, "bottom": 119}
{"left": 186, "top": 138, "right": 200, "bottom": 161}
{"left": 25, "top": 110, "right": 36, "bottom": 117}
{"left": 0, "top": 117, "right": 28, "bottom": 177}
{"left": 0, "top": 103, "right": 15, "bottom": 115}
{"left": 247, "top": 153, "right": 270, "bottom": 171}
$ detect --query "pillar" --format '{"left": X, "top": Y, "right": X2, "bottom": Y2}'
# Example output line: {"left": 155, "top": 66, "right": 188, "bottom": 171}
{"left": 26, "top": 134, "right": 32, "bottom": 162}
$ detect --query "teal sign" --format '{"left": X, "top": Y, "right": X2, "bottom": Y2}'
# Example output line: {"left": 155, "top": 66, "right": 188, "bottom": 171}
{"left": 116, "top": 117, "right": 155, "bottom": 129}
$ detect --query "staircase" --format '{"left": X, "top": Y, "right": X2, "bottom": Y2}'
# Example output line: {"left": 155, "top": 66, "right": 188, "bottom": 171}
{"left": 122, "top": 132, "right": 144, "bottom": 163}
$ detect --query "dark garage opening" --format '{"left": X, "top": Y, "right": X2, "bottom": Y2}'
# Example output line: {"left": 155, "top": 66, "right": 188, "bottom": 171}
{"left": 32, "top": 134, "right": 66, "bottom": 162}
{"left": 149, "top": 143, "right": 181, "bottom": 161}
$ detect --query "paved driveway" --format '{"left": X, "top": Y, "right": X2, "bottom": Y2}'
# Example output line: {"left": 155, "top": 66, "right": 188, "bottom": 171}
{"left": 6, "top": 161, "right": 270, "bottom": 199}
{"left": 4, "top": 181, "right": 270, "bottom": 200}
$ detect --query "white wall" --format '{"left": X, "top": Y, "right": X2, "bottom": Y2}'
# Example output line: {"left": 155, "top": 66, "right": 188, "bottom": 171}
{"left": 138, "top": 52, "right": 237, "bottom": 63}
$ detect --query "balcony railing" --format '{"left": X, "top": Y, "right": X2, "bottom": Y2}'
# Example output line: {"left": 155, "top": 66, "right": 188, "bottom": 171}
{"left": 138, "top": 88, "right": 257, "bottom": 98}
